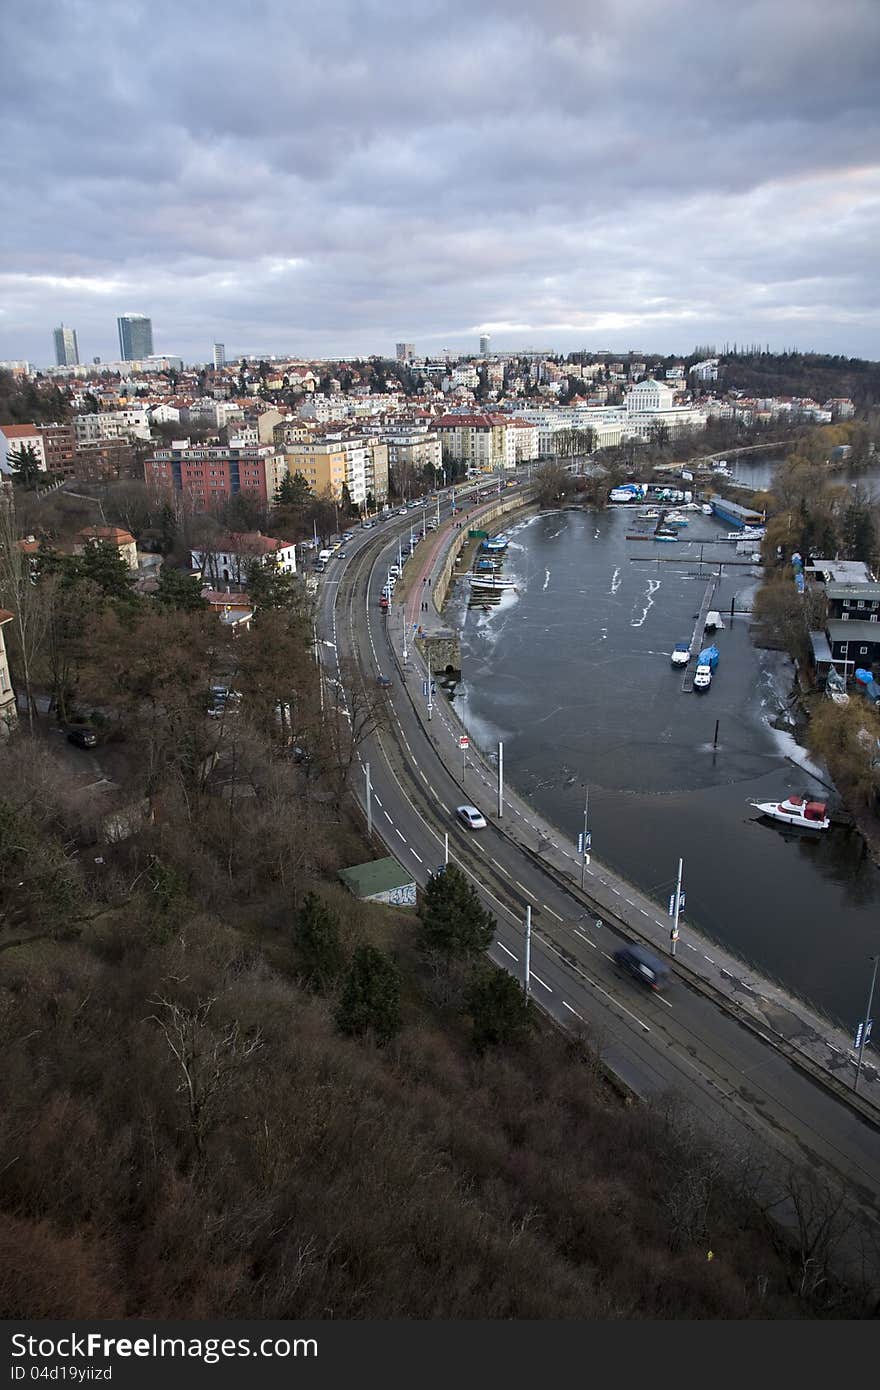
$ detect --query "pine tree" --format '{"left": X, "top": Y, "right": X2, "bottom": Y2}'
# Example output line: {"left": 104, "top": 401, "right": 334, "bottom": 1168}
{"left": 335, "top": 944, "right": 401, "bottom": 1044}
{"left": 156, "top": 566, "right": 208, "bottom": 612}
{"left": 417, "top": 864, "right": 494, "bottom": 968}
{"left": 292, "top": 891, "right": 344, "bottom": 992}
{"left": 466, "top": 965, "right": 531, "bottom": 1052}
{"left": 7, "top": 443, "right": 43, "bottom": 489}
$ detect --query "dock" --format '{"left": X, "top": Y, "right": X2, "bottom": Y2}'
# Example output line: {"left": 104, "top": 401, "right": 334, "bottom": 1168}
{"left": 680, "top": 579, "right": 718, "bottom": 692}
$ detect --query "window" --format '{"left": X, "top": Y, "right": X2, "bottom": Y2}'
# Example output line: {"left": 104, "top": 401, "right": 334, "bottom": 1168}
{"left": 842, "top": 612, "right": 850, "bottom": 620}
{"left": 859, "top": 600, "right": 866, "bottom": 609}
{"left": 860, "top": 647, "right": 869, "bottom": 655}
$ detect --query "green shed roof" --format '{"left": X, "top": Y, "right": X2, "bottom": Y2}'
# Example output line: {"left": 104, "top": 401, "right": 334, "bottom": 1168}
{"left": 338, "top": 857, "right": 416, "bottom": 899}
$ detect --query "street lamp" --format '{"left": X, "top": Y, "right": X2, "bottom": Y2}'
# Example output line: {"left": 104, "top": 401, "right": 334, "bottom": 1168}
{"left": 855, "top": 954, "right": 879, "bottom": 1093}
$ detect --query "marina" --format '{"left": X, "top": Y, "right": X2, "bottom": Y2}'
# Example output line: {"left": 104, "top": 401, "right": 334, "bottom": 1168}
{"left": 452, "top": 504, "right": 880, "bottom": 1029}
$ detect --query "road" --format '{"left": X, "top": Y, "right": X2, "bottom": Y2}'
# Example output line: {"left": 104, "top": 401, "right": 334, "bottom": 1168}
{"left": 316, "top": 482, "right": 880, "bottom": 1278}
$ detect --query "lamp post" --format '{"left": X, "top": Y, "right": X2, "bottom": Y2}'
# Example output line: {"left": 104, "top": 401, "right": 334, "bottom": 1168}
{"left": 670, "top": 858, "right": 683, "bottom": 956}
{"left": 855, "top": 954, "right": 879, "bottom": 1093}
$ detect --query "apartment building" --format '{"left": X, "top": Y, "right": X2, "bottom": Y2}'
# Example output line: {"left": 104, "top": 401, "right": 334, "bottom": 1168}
{"left": 75, "top": 409, "right": 151, "bottom": 445}
{"left": 0, "top": 423, "right": 47, "bottom": 473}
{"left": 146, "top": 441, "right": 280, "bottom": 508}
{"left": 436, "top": 414, "right": 510, "bottom": 470}
{"left": 284, "top": 435, "right": 387, "bottom": 506}
{"left": 191, "top": 533, "right": 297, "bottom": 586}
{"left": 384, "top": 429, "right": 442, "bottom": 478}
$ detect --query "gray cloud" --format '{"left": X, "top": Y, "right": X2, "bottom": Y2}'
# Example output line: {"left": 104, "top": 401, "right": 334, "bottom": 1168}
{"left": 1, "top": 0, "right": 878, "bottom": 364}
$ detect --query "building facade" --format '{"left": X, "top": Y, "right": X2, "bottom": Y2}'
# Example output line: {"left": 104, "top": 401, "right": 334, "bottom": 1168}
{"left": 146, "top": 442, "right": 279, "bottom": 508}
{"left": 117, "top": 314, "right": 154, "bottom": 361}
{"left": 53, "top": 324, "right": 80, "bottom": 367}
{"left": 0, "top": 610, "right": 16, "bottom": 735}
{"left": 213, "top": 342, "right": 226, "bottom": 369}
{"left": 191, "top": 534, "right": 297, "bottom": 585}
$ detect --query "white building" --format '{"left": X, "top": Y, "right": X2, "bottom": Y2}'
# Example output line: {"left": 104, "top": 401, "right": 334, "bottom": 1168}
{"left": 624, "top": 379, "right": 675, "bottom": 413}
{"left": 75, "top": 409, "right": 151, "bottom": 445}
{"left": 191, "top": 533, "right": 297, "bottom": 586}
{"left": 690, "top": 358, "right": 719, "bottom": 382}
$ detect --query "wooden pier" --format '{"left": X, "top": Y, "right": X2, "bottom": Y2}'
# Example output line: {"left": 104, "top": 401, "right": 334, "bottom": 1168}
{"left": 680, "top": 579, "right": 718, "bottom": 693}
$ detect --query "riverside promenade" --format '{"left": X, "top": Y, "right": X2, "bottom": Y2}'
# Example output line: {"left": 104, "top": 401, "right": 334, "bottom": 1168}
{"left": 384, "top": 496, "right": 880, "bottom": 1121}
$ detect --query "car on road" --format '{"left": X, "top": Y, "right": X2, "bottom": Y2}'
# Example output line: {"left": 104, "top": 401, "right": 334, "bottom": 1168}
{"left": 67, "top": 725, "right": 99, "bottom": 749}
{"left": 613, "top": 944, "right": 670, "bottom": 992}
{"left": 426, "top": 520, "right": 438, "bottom": 531}
{"left": 361, "top": 520, "right": 375, "bottom": 529}
{"left": 456, "top": 804, "right": 487, "bottom": 830}
{"left": 388, "top": 564, "right": 400, "bottom": 578}
{"left": 376, "top": 675, "right": 393, "bottom": 689}
{"left": 342, "top": 530, "right": 354, "bottom": 541}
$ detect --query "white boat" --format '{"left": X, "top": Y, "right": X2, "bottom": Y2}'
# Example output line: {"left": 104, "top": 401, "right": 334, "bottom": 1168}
{"left": 671, "top": 642, "right": 690, "bottom": 667}
{"left": 751, "top": 795, "right": 830, "bottom": 831}
{"left": 704, "top": 610, "right": 724, "bottom": 631}
{"left": 701, "top": 503, "right": 713, "bottom": 515}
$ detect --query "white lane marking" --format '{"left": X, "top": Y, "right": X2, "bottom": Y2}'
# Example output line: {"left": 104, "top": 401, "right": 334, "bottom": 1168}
{"left": 530, "top": 972, "right": 552, "bottom": 993}
{"left": 574, "top": 929, "right": 597, "bottom": 949}
{"left": 411, "top": 850, "right": 423, "bottom": 863}
{"left": 611, "top": 888, "right": 621, "bottom": 896}
{"left": 639, "top": 908, "right": 650, "bottom": 916}
{"left": 543, "top": 904, "right": 563, "bottom": 921}
{"left": 490, "top": 857, "right": 512, "bottom": 877}
{"left": 515, "top": 880, "right": 539, "bottom": 901}
{"left": 624, "top": 898, "right": 635, "bottom": 906}
{"left": 373, "top": 795, "right": 382, "bottom": 807}
{"left": 383, "top": 810, "right": 393, "bottom": 823}
{"left": 395, "top": 829, "right": 406, "bottom": 842}
{"left": 496, "top": 941, "right": 519, "bottom": 962}
{"left": 704, "top": 956, "right": 715, "bottom": 964}
{"left": 562, "top": 1000, "right": 586, "bottom": 1023}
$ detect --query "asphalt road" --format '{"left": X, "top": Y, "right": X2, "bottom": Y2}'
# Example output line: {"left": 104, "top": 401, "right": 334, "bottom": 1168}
{"left": 317, "top": 484, "right": 880, "bottom": 1277}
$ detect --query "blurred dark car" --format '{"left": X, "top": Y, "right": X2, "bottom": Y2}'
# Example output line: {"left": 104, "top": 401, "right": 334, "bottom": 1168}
{"left": 376, "top": 675, "right": 393, "bottom": 689}
{"left": 67, "top": 725, "right": 99, "bottom": 749}
{"left": 613, "top": 944, "right": 670, "bottom": 991}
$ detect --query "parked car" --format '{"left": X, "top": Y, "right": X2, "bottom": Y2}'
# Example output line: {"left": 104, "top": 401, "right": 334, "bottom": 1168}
{"left": 67, "top": 725, "right": 99, "bottom": 749}
{"left": 388, "top": 564, "right": 400, "bottom": 578}
{"left": 342, "top": 530, "right": 354, "bottom": 541}
{"left": 456, "top": 804, "right": 487, "bottom": 830}
{"left": 613, "top": 944, "right": 670, "bottom": 992}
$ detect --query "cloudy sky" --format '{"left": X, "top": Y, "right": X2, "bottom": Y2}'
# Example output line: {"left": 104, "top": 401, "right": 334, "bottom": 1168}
{"left": 2, "top": 0, "right": 878, "bottom": 366}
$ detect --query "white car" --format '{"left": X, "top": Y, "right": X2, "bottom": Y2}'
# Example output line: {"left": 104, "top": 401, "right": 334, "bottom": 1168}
{"left": 693, "top": 664, "right": 712, "bottom": 690}
{"left": 456, "top": 804, "right": 487, "bottom": 830}
{"left": 388, "top": 564, "right": 400, "bottom": 578}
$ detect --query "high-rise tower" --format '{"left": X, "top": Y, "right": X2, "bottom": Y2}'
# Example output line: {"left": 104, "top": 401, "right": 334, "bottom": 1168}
{"left": 117, "top": 314, "right": 154, "bottom": 361}
{"left": 53, "top": 324, "right": 79, "bottom": 367}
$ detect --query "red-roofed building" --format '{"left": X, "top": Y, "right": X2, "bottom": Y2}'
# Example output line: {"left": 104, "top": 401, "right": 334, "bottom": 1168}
{"left": 75, "top": 525, "right": 139, "bottom": 571}
{"left": 191, "top": 533, "right": 297, "bottom": 585}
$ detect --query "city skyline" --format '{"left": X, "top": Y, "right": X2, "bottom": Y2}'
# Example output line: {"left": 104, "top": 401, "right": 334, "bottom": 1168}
{"left": 1, "top": 1, "right": 878, "bottom": 366}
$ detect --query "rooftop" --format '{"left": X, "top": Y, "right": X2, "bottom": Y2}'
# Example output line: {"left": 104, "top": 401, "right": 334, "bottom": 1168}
{"left": 338, "top": 857, "right": 416, "bottom": 900}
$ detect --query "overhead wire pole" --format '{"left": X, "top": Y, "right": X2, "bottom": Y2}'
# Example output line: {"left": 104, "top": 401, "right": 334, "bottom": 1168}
{"left": 581, "top": 786, "right": 590, "bottom": 889}
{"left": 524, "top": 906, "right": 531, "bottom": 998}
{"left": 365, "top": 762, "right": 372, "bottom": 839}
{"left": 497, "top": 740, "right": 504, "bottom": 818}
{"left": 855, "top": 954, "right": 879, "bottom": 1093}
{"left": 671, "top": 857, "right": 683, "bottom": 956}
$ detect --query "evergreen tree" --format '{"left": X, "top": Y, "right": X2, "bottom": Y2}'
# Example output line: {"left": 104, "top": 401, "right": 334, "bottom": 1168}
{"left": 466, "top": 965, "right": 531, "bottom": 1052}
{"left": 293, "top": 891, "right": 345, "bottom": 991}
{"left": 417, "top": 864, "right": 494, "bottom": 968}
{"left": 335, "top": 944, "right": 401, "bottom": 1044}
{"left": 8, "top": 443, "right": 43, "bottom": 489}
{"left": 275, "top": 471, "right": 312, "bottom": 509}
{"left": 67, "top": 541, "right": 137, "bottom": 603}
{"left": 245, "top": 558, "right": 304, "bottom": 612}
{"left": 842, "top": 496, "right": 876, "bottom": 564}
{"left": 340, "top": 481, "right": 355, "bottom": 518}
{"left": 156, "top": 566, "right": 208, "bottom": 612}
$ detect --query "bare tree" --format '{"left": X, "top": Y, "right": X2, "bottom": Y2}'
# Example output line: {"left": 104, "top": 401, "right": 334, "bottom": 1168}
{"left": 146, "top": 995, "right": 263, "bottom": 1159}
{"left": 0, "top": 497, "right": 51, "bottom": 731}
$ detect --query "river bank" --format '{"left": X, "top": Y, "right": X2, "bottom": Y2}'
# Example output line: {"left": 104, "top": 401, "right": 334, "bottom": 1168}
{"left": 446, "top": 502, "right": 880, "bottom": 1031}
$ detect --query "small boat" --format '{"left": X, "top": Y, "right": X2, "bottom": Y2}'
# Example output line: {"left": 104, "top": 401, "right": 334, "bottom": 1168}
{"left": 654, "top": 528, "right": 679, "bottom": 542}
{"left": 701, "top": 503, "right": 714, "bottom": 515}
{"left": 636, "top": 508, "right": 661, "bottom": 520}
{"left": 671, "top": 642, "right": 690, "bottom": 667}
{"left": 751, "top": 795, "right": 830, "bottom": 831}
{"left": 663, "top": 512, "right": 689, "bottom": 527}
{"left": 698, "top": 644, "right": 720, "bottom": 669}
{"left": 704, "top": 611, "right": 724, "bottom": 631}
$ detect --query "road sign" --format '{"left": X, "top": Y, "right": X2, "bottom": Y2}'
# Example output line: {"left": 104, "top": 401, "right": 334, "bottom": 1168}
{"left": 854, "top": 1019, "right": 873, "bottom": 1050}
{"left": 459, "top": 735, "right": 469, "bottom": 749}
{"left": 670, "top": 926, "right": 679, "bottom": 942}
{"left": 669, "top": 890, "right": 686, "bottom": 917}
{"left": 577, "top": 832, "right": 584, "bottom": 854}
{"left": 422, "top": 681, "right": 429, "bottom": 696}
{"left": 584, "top": 831, "right": 592, "bottom": 852}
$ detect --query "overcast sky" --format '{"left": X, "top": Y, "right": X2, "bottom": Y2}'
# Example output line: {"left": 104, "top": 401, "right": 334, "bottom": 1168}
{"left": 2, "top": 0, "right": 878, "bottom": 367}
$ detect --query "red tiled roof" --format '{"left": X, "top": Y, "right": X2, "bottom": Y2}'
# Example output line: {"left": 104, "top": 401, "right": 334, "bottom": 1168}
{"left": 77, "top": 525, "right": 136, "bottom": 545}
{"left": 0, "top": 608, "right": 14, "bottom": 624}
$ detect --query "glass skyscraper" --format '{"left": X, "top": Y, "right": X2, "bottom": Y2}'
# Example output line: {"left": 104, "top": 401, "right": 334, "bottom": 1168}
{"left": 117, "top": 314, "right": 154, "bottom": 361}
{"left": 53, "top": 324, "right": 79, "bottom": 366}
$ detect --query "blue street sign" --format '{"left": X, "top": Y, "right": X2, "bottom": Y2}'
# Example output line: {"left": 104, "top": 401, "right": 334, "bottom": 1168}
{"left": 422, "top": 681, "right": 429, "bottom": 696}
{"left": 854, "top": 1019, "right": 873, "bottom": 1050}
{"left": 577, "top": 833, "right": 584, "bottom": 854}
{"left": 585, "top": 831, "right": 592, "bottom": 851}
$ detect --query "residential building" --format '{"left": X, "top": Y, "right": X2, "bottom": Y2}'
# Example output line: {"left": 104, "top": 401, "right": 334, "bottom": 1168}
{"left": 385, "top": 429, "right": 442, "bottom": 480}
{"left": 256, "top": 409, "right": 284, "bottom": 445}
{"left": 0, "top": 609, "right": 16, "bottom": 735}
{"left": 436, "top": 414, "right": 510, "bottom": 470}
{"left": 117, "top": 314, "right": 154, "bottom": 361}
{"left": 37, "top": 423, "right": 76, "bottom": 478}
{"left": 479, "top": 335, "right": 491, "bottom": 357}
{"left": 690, "top": 358, "right": 719, "bottom": 382}
{"left": 0, "top": 423, "right": 47, "bottom": 474}
{"left": 75, "top": 440, "right": 138, "bottom": 482}
{"left": 191, "top": 533, "right": 297, "bottom": 585}
{"left": 75, "top": 525, "right": 139, "bottom": 571}
{"left": 75, "top": 409, "right": 151, "bottom": 444}
{"left": 284, "top": 435, "right": 378, "bottom": 506}
{"left": 0, "top": 361, "right": 32, "bottom": 377}
{"left": 53, "top": 324, "right": 80, "bottom": 367}
{"left": 824, "top": 583, "right": 880, "bottom": 622}
{"left": 146, "top": 441, "right": 279, "bottom": 509}
{"left": 213, "top": 343, "right": 226, "bottom": 369}
{"left": 396, "top": 343, "right": 415, "bottom": 363}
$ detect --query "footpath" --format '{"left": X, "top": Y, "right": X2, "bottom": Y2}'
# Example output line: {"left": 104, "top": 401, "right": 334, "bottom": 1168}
{"left": 384, "top": 498, "right": 880, "bottom": 1124}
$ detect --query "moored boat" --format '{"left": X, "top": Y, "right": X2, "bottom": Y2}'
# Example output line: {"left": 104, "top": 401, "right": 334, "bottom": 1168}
{"left": 671, "top": 642, "right": 690, "bottom": 667}
{"left": 751, "top": 795, "right": 830, "bottom": 831}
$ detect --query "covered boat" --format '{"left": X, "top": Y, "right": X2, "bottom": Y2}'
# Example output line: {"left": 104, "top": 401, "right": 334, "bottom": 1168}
{"left": 751, "top": 795, "right": 830, "bottom": 831}
{"left": 698, "top": 644, "right": 719, "bottom": 669}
